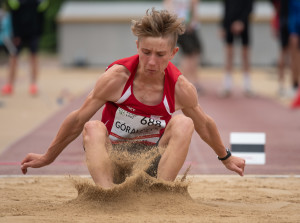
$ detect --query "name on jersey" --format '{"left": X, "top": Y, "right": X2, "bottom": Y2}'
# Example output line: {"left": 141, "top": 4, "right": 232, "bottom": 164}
{"left": 115, "top": 117, "right": 162, "bottom": 135}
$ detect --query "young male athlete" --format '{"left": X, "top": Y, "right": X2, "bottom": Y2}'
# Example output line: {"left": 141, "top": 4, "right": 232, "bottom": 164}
{"left": 21, "top": 8, "right": 245, "bottom": 189}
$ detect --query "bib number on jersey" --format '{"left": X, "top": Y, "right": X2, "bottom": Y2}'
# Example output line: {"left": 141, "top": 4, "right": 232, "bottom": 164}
{"left": 110, "top": 107, "right": 166, "bottom": 143}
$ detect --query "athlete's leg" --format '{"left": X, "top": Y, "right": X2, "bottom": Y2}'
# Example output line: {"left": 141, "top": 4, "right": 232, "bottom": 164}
{"left": 278, "top": 22, "right": 290, "bottom": 95}
{"left": 278, "top": 47, "right": 289, "bottom": 95}
{"left": 178, "top": 31, "right": 202, "bottom": 93}
{"left": 8, "top": 55, "right": 18, "bottom": 85}
{"left": 180, "top": 54, "right": 199, "bottom": 82}
{"left": 1, "top": 55, "right": 18, "bottom": 95}
{"left": 8, "top": 37, "right": 22, "bottom": 85}
{"left": 180, "top": 53, "right": 201, "bottom": 93}
{"left": 157, "top": 114, "right": 194, "bottom": 181}
{"left": 30, "top": 53, "right": 38, "bottom": 85}
{"left": 289, "top": 34, "right": 300, "bottom": 93}
{"left": 241, "top": 46, "right": 250, "bottom": 74}
{"left": 29, "top": 37, "right": 40, "bottom": 85}
{"left": 83, "top": 120, "right": 114, "bottom": 188}
{"left": 241, "top": 46, "right": 253, "bottom": 94}
{"left": 225, "top": 44, "right": 234, "bottom": 74}
{"left": 219, "top": 44, "right": 234, "bottom": 97}
{"left": 28, "top": 53, "right": 39, "bottom": 95}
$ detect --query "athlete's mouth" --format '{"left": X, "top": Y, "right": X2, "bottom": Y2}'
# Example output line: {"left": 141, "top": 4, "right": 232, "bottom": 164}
{"left": 147, "top": 69, "right": 156, "bottom": 73}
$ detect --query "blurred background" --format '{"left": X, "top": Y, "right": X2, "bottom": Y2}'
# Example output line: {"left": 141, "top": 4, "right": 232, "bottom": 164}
{"left": 0, "top": 0, "right": 281, "bottom": 66}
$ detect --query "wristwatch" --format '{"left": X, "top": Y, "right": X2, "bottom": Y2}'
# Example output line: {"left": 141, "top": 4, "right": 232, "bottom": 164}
{"left": 218, "top": 148, "right": 231, "bottom": 161}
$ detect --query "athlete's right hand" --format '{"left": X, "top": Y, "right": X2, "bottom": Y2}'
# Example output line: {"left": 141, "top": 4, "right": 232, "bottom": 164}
{"left": 21, "top": 153, "right": 49, "bottom": 174}
{"left": 222, "top": 155, "right": 245, "bottom": 176}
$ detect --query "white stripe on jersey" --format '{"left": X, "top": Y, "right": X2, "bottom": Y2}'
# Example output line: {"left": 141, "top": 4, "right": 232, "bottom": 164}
{"left": 163, "top": 96, "right": 172, "bottom": 115}
{"left": 116, "top": 86, "right": 131, "bottom": 104}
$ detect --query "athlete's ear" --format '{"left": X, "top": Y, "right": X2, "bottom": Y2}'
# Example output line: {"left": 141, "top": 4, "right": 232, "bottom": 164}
{"left": 170, "top": 47, "right": 179, "bottom": 59}
{"left": 136, "top": 39, "right": 139, "bottom": 51}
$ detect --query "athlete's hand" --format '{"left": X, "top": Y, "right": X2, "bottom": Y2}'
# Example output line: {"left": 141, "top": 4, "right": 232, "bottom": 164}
{"left": 222, "top": 156, "right": 245, "bottom": 176}
{"left": 21, "top": 153, "right": 50, "bottom": 174}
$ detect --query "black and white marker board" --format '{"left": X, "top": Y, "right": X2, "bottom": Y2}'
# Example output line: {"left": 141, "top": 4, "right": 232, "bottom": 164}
{"left": 230, "top": 132, "right": 266, "bottom": 165}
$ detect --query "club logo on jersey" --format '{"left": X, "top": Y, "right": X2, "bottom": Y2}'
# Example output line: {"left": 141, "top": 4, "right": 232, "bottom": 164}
{"left": 127, "top": 106, "right": 136, "bottom": 112}
{"left": 151, "top": 115, "right": 162, "bottom": 120}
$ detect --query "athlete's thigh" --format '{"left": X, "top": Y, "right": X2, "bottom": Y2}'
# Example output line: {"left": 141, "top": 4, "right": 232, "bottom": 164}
{"left": 157, "top": 114, "right": 186, "bottom": 148}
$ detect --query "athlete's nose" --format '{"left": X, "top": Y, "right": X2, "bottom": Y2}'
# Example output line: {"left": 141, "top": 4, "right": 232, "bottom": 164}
{"left": 148, "top": 54, "right": 156, "bottom": 66}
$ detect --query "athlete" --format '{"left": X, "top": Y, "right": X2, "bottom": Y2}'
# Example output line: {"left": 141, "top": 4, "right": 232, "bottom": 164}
{"left": 289, "top": 0, "right": 300, "bottom": 98}
{"left": 219, "top": 0, "right": 254, "bottom": 97}
{"left": 20, "top": 8, "right": 245, "bottom": 189}
{"left": 1, "top": 0, "right": 49, "bottom": 96}
{"left": 270, "top": 0, "right": 290, "bottom": 96}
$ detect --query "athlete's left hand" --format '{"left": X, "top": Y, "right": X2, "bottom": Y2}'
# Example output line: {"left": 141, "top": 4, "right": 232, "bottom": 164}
{"left": 222, "top": 156, "right": 246, "bottom": 176}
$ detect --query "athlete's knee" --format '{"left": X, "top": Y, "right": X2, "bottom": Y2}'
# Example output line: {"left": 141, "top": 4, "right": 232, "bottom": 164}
{"left": 83, "top": 120, "right": 107, "bottom": 142}
{"left": 170, "top": 115, "right": 194, "bottom": 137}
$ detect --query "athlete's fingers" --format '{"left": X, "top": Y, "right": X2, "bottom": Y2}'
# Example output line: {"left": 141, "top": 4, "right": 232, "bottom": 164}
{"left": 233, "top": 166, "right": 244, "bottom": 176}
{"left": 21, "top": 163, "right": 28, "bottom": 174}
{"left": 229, "top": 161, "right": 244, "bottom": 176}
{"left": 235, "top": 161, "right": 245, "bottom": 176}
{"left": 224, "top": 156, "right": 245, "bottom": 176}
{"left": 21, "top": 157, "right": 29, "bottom": 165}
{"left": 231, "top": 157, "right": 246, "bottom": 176}
{"left": 21, "top": 155, "right": 32, "bottom": 174}
{"left": 21, "top": 153, "right": 38, "bottom": 174}
{"left": 239, "top": 159, "right": 246, "bottom": 175}
{"left": 21, "top": 153, "right": 34, "bottom": 165}
{"left": 238, "top": 167, "right": 244, "bottom": 176}
{"left": 240, "top": 160, "right": 246, "bottom": 173}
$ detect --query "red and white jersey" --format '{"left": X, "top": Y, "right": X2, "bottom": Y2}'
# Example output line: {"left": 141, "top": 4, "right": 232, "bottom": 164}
{"left": 101, "top": 55, "right": 181, "bottom": 145}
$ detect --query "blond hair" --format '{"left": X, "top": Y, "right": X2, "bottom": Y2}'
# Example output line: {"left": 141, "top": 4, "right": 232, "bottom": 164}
{"left": 131, "top": 8, "right": 185, "bottom": 48}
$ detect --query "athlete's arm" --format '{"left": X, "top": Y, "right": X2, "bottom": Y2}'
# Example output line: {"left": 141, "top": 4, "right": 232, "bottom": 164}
{"left": 174, "top": 76, "right": 245, "bottom": 176}
{"left": 21, "top": 65, "right": 130, "bottom": 174}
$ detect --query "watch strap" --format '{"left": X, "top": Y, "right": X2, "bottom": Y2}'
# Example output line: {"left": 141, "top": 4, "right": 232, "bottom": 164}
{"left": 218, "top": 148, "right": 231, "bottom": 161}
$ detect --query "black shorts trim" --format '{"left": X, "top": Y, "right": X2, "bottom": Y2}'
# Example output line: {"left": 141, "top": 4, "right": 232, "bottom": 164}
{"left": 15, "top": 36, "right": 40, "bottom": 55}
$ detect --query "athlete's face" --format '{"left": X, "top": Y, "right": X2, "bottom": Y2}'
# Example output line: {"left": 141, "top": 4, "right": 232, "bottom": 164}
{"left": 136, "top": 36, "right": 178, "bottom": 76}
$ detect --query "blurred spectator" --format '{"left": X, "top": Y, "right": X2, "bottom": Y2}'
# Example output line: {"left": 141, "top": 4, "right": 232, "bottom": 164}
{"left": 164, "top": 0, "right": 203, "bottom": 94}
{"left": 0, "top": 7, "right": 16, "bottom": 60}
{"left": 1, "top": 0, "right": 49, "bottom": 96}
{"left": 270, "top": 0, "right": 290, "bottom": 97}
{"left": 288, "top": 0, "right": 300, "bottom": 98}
{"left": 219, "top": 0, "right": 254, "bottom": 97}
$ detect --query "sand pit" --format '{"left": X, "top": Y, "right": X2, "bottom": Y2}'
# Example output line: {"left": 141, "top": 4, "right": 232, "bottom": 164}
{"left": 0, "top": 174, "right": 299, "bottom": 223}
